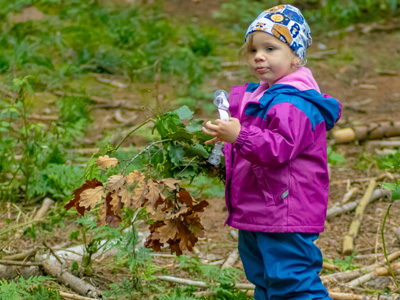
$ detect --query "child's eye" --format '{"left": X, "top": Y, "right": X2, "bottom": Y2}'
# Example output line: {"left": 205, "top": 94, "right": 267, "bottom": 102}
{"left": 250, "top": 49, "right": 257, "bottom": 53}
{"left": 266, "top": 47, "right": 274, "bottom": 51}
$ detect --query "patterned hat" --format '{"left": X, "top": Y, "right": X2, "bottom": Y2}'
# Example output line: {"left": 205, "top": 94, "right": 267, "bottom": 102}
{"left": 245, "top": 4, "right": 312, "bottom": 59}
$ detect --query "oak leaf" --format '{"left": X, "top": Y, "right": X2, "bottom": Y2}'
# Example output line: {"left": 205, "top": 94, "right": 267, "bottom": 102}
{"left": 161, "top": 178, "right": 181, "bottom": 190}
{"left": 154, "top": 219, "right": 179, "bottom": 243}
{"left": 144, "top": 180, "right": 164, "bottom": 213}
{"left": 177, "top": 189, "right": 194, "bottom": 207}
{"left": 106, "top": 175, "right": 126, "bottom": 192}
{"left": 98, "top": 193, "right": 122, "bottom": 228}
{"left": 65, "top": 178, "right": 103, "bottom": 216}
{"left": 79, "top": 186, "right": 106, "bottom": 209}
{"left": 110, "top": 191, "right": 123, "bottom": 215}
{"left": 126, "top": 170, "right": 145, "bottom": 184}
{"left": 96, "top": 155, "right": 119, "bottom": 168}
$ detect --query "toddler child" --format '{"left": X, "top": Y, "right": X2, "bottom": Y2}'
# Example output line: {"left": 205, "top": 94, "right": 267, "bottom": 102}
{"left": 202, "top": 4, "right": 341, "bottom": 300}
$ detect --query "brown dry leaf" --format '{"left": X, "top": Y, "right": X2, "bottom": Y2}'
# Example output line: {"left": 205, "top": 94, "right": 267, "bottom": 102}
{"left": 79, "top": 186, "right": 106, "bottom": 209}
{"left": 191, "top": 200, "right": 209, "bottom": 213}
{"left": 130, "top": 178, "right": 147, "bottom": 210}
{"left": 98, "top": 200, "right": 107, "bottom": 226}
{"left": 97, "top": 193, "right": 122, "bottom": 228}
{"left": 166, "top": 206, "right": 190, "bottom": 219}
{"left": 126, "top": 170, "right": 145, "bottom": 184}
{"left": 178, "top": 189, "right": 194, "bottom": 207}
{"left": 106, "top": 175, "right": 126, "bottom": 192}
{"left": 176, "top": 221, "right": 197, "bottom": 252}
{"left": 155, "top": 219, "right": 179, "bottom": 243}
{"left": 110, "top": 191, "right": 123, "bottom": 215}
{"left": 144, "top": 180, "right": 163, "bottom": 213}
{"left": 104, "top": 193, "right": 122, "bottom": 228}
{"left": 97, "top": 155, "right": 119, "bottom": 168}
{"left": 161, "top": 178, "right": 181, "bottom": 190}
{"left": 65, "top": 178, "right": 103, "bottom": 215}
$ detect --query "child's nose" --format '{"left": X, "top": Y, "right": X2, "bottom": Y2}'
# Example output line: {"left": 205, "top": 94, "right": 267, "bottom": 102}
{"left": 254, "top": 53, "right": 265, "bottom": 62}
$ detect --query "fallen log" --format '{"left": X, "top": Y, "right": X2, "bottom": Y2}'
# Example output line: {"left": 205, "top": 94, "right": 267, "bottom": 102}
{"left": 343, "top": 179, "right": 377, "bottom": 255}
{"left": 321, "top": 250, "right": 400, "bottom": 283}
{"left": 41, "top": 259, "right": 101, "bottom": 298}
{"left": 326, "top": 188, "right": 388, "bottom": 219}
{"left": 347, "top": 261, "right": 400, "bottom": 287}
{"left": 332, "top": 121, "right": 400, "bottom": 144}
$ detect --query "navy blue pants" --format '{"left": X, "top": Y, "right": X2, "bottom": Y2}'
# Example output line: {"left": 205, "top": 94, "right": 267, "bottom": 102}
{"left": 238, "top": 230, "right": 332, "bottom": 300}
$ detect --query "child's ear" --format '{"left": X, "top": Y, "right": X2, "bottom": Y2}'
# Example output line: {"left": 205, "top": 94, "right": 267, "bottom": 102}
{"left": 291, "top": 56, "right": 301, "bottom": 69}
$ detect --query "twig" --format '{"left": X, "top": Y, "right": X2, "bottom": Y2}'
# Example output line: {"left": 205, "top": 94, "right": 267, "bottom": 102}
{"left": 322, "top": 261, "right": 341, "bottom": 272}
{"left": 155, "top": 275, "right": 254, "bottom": 290}
{"left": 343, "top": 179, "right": 377, "bottom": 255}
{"left": 381, "top": 200, "right": 399, "bottom": 287}
{"left": 121, "top": 139, "right": 169, "bottom": 174}
{"left": 33, "top": 198, "right": 55, "bottom": 220}
{"left": 341, "top": 187, "right": 359, "bottom": 204}
{"left": 221, "top": 249, "right": 239, "bottom": 269}
{"left": 1, "top": 249, "right": 36, "bottom": 261}
{"left": 43, "top": 240, "right": 65, "bottom": 266}
{"left": 59, "top": 291, "right": 97, "bottom": 300}
{"left": 0, "top": 260, "right": 42, "bottom": 266}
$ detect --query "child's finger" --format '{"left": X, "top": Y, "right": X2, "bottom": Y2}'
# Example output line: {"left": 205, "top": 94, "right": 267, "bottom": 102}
{"left": 204, "top": 137, "right": 219, "bottom": 145}
{"left": 202, "top": 126, "right": 217, "bottom": 136}
{"left": 203, "top": 121, "right": 219, "bottom": 132}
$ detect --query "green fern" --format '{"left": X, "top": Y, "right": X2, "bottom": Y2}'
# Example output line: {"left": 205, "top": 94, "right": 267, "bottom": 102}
{"left": 0, "top": 276, "right": 59, "bottom": 300}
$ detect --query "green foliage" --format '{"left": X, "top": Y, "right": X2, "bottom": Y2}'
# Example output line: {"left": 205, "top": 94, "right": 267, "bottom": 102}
{"left": 0, "top": 276, "right": 60, "bottom": 300}
{"left": 0, "top": 0, "right": 219, "bottom": 92}
{"left": 377, "top": 150, "right": 400, "bottom": 201}
{"left": 327, "top": 146, "right": 346, "bottom": 166}
{"left": 332, "top": 252, "right": 358, "bottom": 271}
{"left": 213, "top": 0, "right": 400, "bottom": 33}
{"left": 176, "top": 255, "right": 249, "bottom": 299}
{"left": 150, "top": 105, "right": 223, "bottom": 181}
{"left": 0, "top": 78, "right": 87, "bottom": 203}
{"left": 74, "top": 215, "right": 123, "bottom": 273}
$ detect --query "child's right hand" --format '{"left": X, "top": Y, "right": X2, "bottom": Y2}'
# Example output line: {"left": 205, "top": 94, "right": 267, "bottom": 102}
{"left": 202, "top": 118, "right": 241, "bottom": 144}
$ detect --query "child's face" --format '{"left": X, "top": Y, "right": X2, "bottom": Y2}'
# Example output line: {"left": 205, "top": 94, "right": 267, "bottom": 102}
{"left": 247, "top": 32, "right": 299, "bottom": 86}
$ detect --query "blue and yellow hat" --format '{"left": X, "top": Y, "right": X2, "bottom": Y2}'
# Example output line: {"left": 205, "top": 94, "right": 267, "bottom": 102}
{"left": 245, "top": 4, "right": 312, "bottom": 59}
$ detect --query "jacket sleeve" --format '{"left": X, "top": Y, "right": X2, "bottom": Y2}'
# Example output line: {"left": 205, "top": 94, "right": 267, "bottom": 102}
{"left": 233, "top": 102, "right": 315, "bottom": 166}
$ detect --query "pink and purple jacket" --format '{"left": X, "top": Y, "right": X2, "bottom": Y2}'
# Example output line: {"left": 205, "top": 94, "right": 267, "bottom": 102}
{"left": 224, "top": 67, "right": 342, "bottom": 233}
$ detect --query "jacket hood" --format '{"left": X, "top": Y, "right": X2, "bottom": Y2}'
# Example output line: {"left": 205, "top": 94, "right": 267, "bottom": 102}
{"left": 259, "top": 68, "right": 341, "bottom": 131}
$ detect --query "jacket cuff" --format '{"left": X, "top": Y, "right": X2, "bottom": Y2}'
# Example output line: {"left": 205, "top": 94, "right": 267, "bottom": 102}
{"left": 233, "top": 126, "right": 249, "bottom": 150}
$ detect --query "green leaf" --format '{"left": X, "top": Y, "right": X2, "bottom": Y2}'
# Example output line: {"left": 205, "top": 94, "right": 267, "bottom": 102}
{"left": 186, "top": 119, "right": 203, "bottom": 133}
{"left": 174, "top": 105, "right": 194, "bottom": 120}
{"left": 382, "top": 182, "right": 400, "bottom": 201}
{"left": 168, "top": 144, "right": 184, "bottom": 166}
{"left": 185, "top": 143, "right": 209, "bottom": 158}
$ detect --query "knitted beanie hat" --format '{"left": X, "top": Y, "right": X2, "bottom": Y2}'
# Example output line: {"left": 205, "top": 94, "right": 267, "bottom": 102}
{"left": 245, "top": 4, "right": 312, "bottom": 59}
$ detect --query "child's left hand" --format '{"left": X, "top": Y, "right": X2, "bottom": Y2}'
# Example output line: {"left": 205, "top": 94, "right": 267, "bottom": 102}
{"left": 202, "top": 118, "right": 241, "bottom": 144}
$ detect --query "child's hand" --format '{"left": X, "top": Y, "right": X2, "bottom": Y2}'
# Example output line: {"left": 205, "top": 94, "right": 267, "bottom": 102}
{"left": 202, "top": 118, "right": 241, "bottom": 144}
